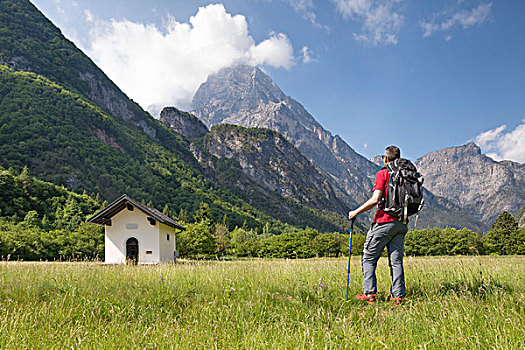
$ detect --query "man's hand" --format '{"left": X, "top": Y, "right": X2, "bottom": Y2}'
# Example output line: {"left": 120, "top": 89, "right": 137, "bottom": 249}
{"left": 348, "top": 210, "right": 358, "bottom": 220}
{"left": 348, "top": 190, "right": 383, "bottom": 221}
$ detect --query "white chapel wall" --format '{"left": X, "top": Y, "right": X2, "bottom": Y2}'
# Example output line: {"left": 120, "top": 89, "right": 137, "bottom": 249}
{"left": 159, "top": 223, "right": 176, "bottom": 262}
{"left": 105, "top": 208, "right": 160, "bottom": 264}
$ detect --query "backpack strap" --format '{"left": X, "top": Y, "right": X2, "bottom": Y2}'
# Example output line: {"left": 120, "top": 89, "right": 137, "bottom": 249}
{"left": 403, "top": 198, "right": 408, "bottom": 224}
{"left": 376, "top": 166, "right": 387, "bottom": 210}
{"left": 386, "top": 159, "right": 398, "bottom": 175}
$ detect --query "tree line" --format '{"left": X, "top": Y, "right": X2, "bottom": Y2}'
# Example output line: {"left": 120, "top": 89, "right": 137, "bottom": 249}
{"left": 0, "top": 165, "right": 523, "bottom": 260}
{"left": 176, "top": 205, "right": 524, "bottom": 259}
{"left": 1, "top": 204, "right": 523, "bottom": 261}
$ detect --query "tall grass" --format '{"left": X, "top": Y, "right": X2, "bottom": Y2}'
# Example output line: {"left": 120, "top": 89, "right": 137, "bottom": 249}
{"left": 0, "top": 256, "right": 523, "bottom": 349}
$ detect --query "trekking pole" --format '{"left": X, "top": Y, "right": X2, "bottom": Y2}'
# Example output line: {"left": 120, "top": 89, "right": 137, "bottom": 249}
{"left": 345, "top": 218, "right": 355, "bottom": 301}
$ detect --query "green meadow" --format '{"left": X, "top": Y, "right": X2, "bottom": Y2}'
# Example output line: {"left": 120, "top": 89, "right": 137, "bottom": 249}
{"left": 0, "top": 256, "right": 523, "bottom": 349}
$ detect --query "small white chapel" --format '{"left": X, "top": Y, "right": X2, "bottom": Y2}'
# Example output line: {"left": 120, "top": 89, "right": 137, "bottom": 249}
{"left": 88, "top": 194, "right": 185, "bottom": 264}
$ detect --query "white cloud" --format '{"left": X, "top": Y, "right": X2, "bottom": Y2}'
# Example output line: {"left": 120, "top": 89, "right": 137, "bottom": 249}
{"left": 421, "top": 2, "right": 492, "bottom": 38}
{"left": 86, "top": 4, "right": 295, "bottom": 115}
{"left": 249, "top": 33, "right": 294, "bottom": 69}
{"left": 284, "top": 0, "right": 329, "bottom": 30}
{"left": 450, "top": 3, "right": 492, "bottom": 28}
{"left": 475, "top": 124, "right": 507, "bottom": 147}
{"left": 84, "top": 9, "right": 93, "bottom": 23}
{"left": 301, "top": 46, "right": 312, "bottom": 63}
{"left": 53, "top": 0, "right": 65, "bottom": 14}
{"left": 332, "top": 0, "right": 404, "bottom": 46}
{"left": 421, "top": 21, "right": 438, "bottom": 38}
{"left": 475, "top": 120, "right": 525, "bottom": 163}
{"left": 486, "top": 152, "right": 502, "bottom": 161}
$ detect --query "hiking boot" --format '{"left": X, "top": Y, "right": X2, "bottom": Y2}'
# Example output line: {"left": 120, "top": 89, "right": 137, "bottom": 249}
{"left": 355, "top": 293, "right": 376, "bottom": 304}
{"left": 389, "top": 296, "right": 403, "bottom": 306}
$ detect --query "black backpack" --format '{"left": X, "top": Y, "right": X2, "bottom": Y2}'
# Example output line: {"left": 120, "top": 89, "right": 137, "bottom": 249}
{"left": 380, "top": 158, "right": 424, "bottom": 223}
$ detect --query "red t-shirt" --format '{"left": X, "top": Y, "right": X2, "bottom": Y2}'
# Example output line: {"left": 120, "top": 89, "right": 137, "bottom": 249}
{"left": 373, "top": 168, "right": 399, "bottom": 223}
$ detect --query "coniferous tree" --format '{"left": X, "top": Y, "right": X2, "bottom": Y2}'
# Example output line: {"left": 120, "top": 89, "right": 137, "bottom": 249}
{"left": 213, "top": 223, "right": 230, "bottom": 257}
{"left": 55, "top": 194, "right": 84, "bottom": 231}
{"left": 19, "top": 166, "right": 31, "bottom": 192}
{"left": 24, "top": 210, "right": 40, "bottom": 228}
{"left": 222, "top": 213, "right": 230, "bottom": 229}
{"left": 194, "top": 202, "right": 213, "bottom": 225}
{"left": 162, "top": 204, "right": 171, "bottom": 218}
{"left": 262, "top": 222, "right": 270, "bottom": 236}
{"left": 492, "top": 211, "right": 519, "bottom": 231}
{"left": 41, "top": 215, "right": 51, "bottom": 231}
{"left": 178, "top": 208, "right": 189, "bottom": 223}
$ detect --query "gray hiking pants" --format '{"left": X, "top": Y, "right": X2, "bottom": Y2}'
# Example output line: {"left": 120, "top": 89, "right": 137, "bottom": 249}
{"left": 362, "top": 220, "right": 408, "bottom": 298}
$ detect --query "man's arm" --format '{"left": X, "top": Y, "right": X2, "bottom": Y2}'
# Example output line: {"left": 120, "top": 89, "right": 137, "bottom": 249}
{"left": 348, "top": 189, "right": 383, "bottom": 220}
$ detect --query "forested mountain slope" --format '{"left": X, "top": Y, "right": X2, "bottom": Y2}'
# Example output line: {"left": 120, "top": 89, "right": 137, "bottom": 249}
{"left": 0, "top": 0, "right": 289, "bottom": 231}
{"left": 0, "top": 165, "right": 100, "bottom": 228}
{"left": 0, "top": 65, "right": 272, "bottom": 229}
{"left": 0, "top": 0, "right": 159, "bottom": 137}
{"left": 0, "top": 0, "right": 352, "bottom": 233}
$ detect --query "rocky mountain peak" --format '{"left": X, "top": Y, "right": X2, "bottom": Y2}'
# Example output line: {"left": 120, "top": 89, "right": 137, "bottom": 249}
{"left": 416, "top": 142, "right": 525, "bottom": 222}
{"left": 191, "top": 64, "right": 379, "bottom": 207}
{"left": 459, "top": 142, "right": 482, "bottom": 155}
{"left": 159, "top": 107, "right": 208, "bottom": 139}
{"left": 370, "top": 155, "right": 384, "bottom": 167}
{"left": 191, "top": 64, "right": 288, "bottom": 126}
{"left": 416, "top": 142, "right": 482, "bottom": 164}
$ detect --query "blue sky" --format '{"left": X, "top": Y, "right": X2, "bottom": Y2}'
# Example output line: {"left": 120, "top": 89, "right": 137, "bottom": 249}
{"left": 30, "top": 0, "right": 525, "bottom": 163}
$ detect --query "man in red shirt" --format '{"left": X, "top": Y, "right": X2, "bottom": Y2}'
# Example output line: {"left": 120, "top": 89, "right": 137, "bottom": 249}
{"left": 348, "top": 145, "right": 408, "bottom": 305}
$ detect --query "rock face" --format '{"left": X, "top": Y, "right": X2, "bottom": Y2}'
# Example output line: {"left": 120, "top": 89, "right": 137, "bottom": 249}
{"left": 160, "top": 113, "right": 350, "bottom": 231}
{"left": 370, "top": 155, "right": 384, "bottom": 167}
{"left": 189, "top": 64, "right": 514, "bottom": 230}
{"left": 160, "top": 107, "right": 208, "bottom": 140}
{"left": 204, "top": 125, "right": 346, "bottom": 214}
{"left": 416, "top": 142, "right": 525, "bottom": 222}
{"left": 191, "top": 64, "right": 379, "bottom": 207}
{"left": 519, "top": 210, "right": 525, "bottom": 228}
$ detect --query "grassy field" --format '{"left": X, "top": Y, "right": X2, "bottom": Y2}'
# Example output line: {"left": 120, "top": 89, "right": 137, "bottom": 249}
{"left": 0, "top": 256, "right": 523, "bottom": 349}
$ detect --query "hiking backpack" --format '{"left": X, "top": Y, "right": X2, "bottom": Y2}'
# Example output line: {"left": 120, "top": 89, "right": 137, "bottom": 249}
{"left": 380, "top": 158, "right": 425, "bottom": 223}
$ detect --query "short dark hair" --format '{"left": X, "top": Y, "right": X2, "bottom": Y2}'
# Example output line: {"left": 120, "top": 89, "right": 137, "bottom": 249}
{"left": 385, "top": 146, "right": 401, "bottom": 162}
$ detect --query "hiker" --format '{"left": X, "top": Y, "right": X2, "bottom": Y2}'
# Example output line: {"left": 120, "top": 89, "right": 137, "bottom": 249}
{"left": 348, "top": 145, "right": 408, "bottom": 305}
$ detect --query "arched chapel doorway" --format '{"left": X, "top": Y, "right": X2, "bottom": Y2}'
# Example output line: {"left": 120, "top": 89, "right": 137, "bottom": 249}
{"left": 126, "top": 237, "right": 139, "bottom": 264}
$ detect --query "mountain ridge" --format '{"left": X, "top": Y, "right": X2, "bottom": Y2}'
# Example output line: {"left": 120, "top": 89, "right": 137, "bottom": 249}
{"left": 192, "top": 64, "right": 379, "bottom": 208}
{"left": 1, "top": 0, "right": 325, "bottom": 232}
{"left": 190, "top": 64, "right": 521, "bottom": 230}
{"left": 0, "top": 0, "right": 162, "bottom": 139}
{"left": 416, "top": 142, "right": 525, "bottom": 223}
{"left": 160, "top": 106, "right": 351, "bottom": 232}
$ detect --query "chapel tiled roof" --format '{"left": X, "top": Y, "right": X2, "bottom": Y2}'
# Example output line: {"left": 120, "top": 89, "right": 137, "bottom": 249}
{"left": 87, "top": 194, "right": 185, "bottom": 230}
